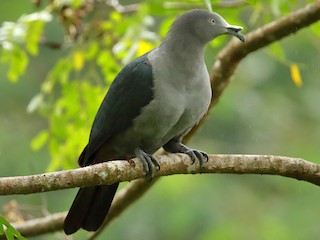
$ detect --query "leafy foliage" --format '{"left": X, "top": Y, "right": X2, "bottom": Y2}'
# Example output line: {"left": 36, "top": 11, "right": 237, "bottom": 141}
{"left": 0, "top": 11, "right": 51, "bottom": 81}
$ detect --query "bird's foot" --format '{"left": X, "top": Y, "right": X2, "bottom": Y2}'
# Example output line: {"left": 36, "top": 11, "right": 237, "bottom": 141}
{"left": 134, "top": 148, "right": 160, "bottom": 178}
{"left": 163, "top": 142, "right": 208, "bottom": 172}
{"left": 184, "top": 148, "right": 209, "bottom": 171}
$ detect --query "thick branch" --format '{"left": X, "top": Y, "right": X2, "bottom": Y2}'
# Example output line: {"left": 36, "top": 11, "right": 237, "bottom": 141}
{"left": 1, "top": 154, "right": 320, "bottom": 196}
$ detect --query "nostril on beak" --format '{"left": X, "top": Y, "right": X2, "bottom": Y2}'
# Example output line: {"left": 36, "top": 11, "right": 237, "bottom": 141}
{"left": 227, "top": 26, "right": 243, "bottom": 33}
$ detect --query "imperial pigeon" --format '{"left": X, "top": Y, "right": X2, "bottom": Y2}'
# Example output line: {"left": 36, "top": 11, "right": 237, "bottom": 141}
{"left": 64, "top": 9, "right": 245, "bottom": 235}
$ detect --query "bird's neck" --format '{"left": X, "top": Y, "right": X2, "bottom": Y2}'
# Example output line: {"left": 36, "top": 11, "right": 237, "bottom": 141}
{"left": 160, "top": 32, "right": 205, "bottom": 64}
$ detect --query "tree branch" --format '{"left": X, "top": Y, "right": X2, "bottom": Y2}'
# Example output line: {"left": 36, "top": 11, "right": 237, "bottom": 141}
{"left": 1, "top": 154, "right": 320, "bottom": 196}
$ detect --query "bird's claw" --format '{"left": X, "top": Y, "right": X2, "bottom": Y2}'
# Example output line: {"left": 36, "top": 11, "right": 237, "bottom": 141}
{"left": 185, "top": 149, "right": 208, "bottom": 172}
{"left": 134, "top": 148, "right": 160, "bottom": 179}
{"left": 163, "top": 141, "right": 208, "bottom": 172}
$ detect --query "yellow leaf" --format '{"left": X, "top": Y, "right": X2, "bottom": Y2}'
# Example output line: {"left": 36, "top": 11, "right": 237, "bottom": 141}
{"left": 73, "top": 51, "right": 84, "bottom": 71}
{"left": 290, "top": 63, "right": 302, "bottom": 87}
{"left": 137, "top": 40, "right": 154, "bottom": 56}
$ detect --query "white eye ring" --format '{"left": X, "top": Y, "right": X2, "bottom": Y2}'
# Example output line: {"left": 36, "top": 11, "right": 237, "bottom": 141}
{"left": 210, "top": 18, "right": 215, "bottom": 24}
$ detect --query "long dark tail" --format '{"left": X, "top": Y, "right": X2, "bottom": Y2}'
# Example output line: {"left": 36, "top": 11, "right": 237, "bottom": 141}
{"left": 64, "top": 183, "right": 119, "bottom": 235}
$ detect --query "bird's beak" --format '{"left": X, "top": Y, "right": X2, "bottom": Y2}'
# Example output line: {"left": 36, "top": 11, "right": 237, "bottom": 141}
{"left": 226, "top": 25, "right": 246, "bottom": 42}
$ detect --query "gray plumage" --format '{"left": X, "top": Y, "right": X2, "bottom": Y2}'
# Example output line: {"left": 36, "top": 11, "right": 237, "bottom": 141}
{"left": 64, "top": 9, "right": 245, "bottom": 235}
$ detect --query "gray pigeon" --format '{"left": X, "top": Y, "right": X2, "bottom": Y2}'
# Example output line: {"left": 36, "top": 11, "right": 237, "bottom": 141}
{"left": 64, "top": 9, "right": 245, "bottom": 235}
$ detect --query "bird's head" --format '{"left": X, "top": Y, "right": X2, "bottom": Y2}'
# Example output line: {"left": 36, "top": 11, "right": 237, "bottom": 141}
{"left": 170, "top": 9, "right": 246, "bottom": 44}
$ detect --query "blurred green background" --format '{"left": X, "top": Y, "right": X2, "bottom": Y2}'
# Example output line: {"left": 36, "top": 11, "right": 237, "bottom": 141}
{"left": 1, "top": 0, "right": 320, "bottom": 239}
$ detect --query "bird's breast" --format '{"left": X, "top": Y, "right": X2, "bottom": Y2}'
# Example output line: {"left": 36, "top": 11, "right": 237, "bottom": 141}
{"left": 141, "top": 52, "right": 212, "bottom": 146}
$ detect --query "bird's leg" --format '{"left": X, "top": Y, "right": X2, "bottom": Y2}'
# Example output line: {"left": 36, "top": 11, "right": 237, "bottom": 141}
{"left": 134, "top": 148, "right": 160, "bottom": 178}
{"left": 163, "top": 140, "right": 209, "bottom": 172}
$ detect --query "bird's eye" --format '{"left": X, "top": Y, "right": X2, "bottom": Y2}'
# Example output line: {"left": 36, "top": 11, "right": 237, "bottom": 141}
{"left": 210, "top": 19, "right": 215, "bottom": 24}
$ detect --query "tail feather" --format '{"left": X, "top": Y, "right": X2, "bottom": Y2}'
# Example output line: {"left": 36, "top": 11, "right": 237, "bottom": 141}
{"left": 82, "top": 183, "right": 119, "bottom": 231}
{"left": 64, "top": 183, "right": 119, "bottom": 235}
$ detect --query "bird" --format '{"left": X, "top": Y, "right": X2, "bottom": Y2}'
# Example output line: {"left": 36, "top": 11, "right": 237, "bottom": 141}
{"left": 63, "top": 9, "right": 245, "bottom": 235}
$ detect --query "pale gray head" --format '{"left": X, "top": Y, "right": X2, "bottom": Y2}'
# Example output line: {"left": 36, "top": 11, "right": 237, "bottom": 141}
{"left": 168, "top": 9, "right": 245, "bottom": 45}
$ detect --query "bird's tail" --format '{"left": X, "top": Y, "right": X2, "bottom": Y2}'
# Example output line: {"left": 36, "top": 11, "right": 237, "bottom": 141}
{"left": 63, "top": 183, "right": 119, "bottom": 235}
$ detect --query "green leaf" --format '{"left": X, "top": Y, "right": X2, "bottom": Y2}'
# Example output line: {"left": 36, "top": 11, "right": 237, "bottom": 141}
{"left": 31, "top": 130, "right": 49, "bottom": 151}
{"left": 25, "top": 20, "right": 45, "bottom": 55}
{"left": 5, "top": 230, "right": 14, "bottom": 240}
{"left": 7, "top": 45, "right": 29, "bottom": 82}
{"left": 0, "top": 220, "right": 4, "bottom": 234}
{"left": 0, "top": 215, "right": 26, "bottom": 240}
